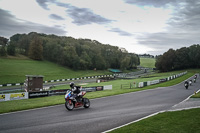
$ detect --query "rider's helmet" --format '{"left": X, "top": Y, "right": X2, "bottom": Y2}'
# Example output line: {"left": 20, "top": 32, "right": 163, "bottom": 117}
{"left": 70, "top": 82, "right": 75, "bottom": 88}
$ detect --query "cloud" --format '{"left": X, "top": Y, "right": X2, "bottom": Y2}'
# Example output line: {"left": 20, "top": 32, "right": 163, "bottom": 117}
{"left": 36, "top": 0, "right": 113, "bottom": 26}
{"left": 0, "top": 9, "right": 67, "bottom": 38}
{"left": 137, "top": 31, "right": 200, "bottom": 55}
{"left": 108, "top": 28, "right": 132, "bottom": 36}
{"left": 49, "top": 14, "right": 65, "bottom": 20}
{"left": 67, "top": 6, "right": 113, "bottom": 25}
{"left": 168, "top": 0, "right": 200, "bottom": 32}
{"left": 36, "top": 0, "right": 54, "bottom": 10}
{"left": 126, "top": 0, "right": 200, "bottom": 55}
{"left": 124, "top": 0, "right": 176, "bottom": 7}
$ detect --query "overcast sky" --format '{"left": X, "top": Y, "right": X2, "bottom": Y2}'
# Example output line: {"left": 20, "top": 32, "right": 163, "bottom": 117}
{"left": 0, "top": 0, "right": 200, "bottom": 55}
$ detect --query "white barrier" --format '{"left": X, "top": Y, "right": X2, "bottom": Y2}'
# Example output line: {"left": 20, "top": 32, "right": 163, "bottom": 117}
{"left": 150, "top": 80, "right": 160, "bottom": 85}
{"left": 138, "top": 82, "right": 144, "bottom": 88}
{"left": 147, "top": 81, "right": 151, "bottom": 86}
{"left": 104, "top": 85, "right": 112, "bottom": 90}
{"left": 138, "top": 71, "right": 187, "bottom": 88}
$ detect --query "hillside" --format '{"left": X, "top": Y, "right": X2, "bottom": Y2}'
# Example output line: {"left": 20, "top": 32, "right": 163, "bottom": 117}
{"left": 0, "top": 56, "right": 112, "bottom": 84}
{"left": 2, "top": 32, "right": 140, "bottom": 70}
{"left": 140, "top": 57, "right": 156, "bottom": 68}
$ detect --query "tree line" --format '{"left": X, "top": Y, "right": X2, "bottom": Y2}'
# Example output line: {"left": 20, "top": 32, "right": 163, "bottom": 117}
{"left": 0, "top": 32, "right": 140, "bottom": 70}
{"left": 155, "top": 44, "right": 200, "bottom": 72}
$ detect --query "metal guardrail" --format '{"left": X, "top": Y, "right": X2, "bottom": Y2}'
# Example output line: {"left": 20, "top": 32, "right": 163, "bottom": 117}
{"left": 0, "top": 74, "right": 114, "bottom": 88}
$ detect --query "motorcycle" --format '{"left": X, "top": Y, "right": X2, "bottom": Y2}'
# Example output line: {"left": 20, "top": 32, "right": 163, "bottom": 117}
{"left": 189, "top": 80, "right": 192, "bottom": 86}
{"left": 184, "top": 83, "right": 189, "bottom": 89}
{"left": 184, "top": 81, "right": 189, "bottom": 89}
{"left": 194, "top": 78, "right": 196, "bottom": 83}
{"left": 64, "top": 89, "right": 90, "bottom": 111}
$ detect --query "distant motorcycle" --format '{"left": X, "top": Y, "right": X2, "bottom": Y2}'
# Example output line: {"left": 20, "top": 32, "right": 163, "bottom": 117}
{"left": 189, "top": 80, "right": 192, "bottom": 86}
{"left": 194, "top": 78, "right": 196, "bottom": 83}
{"left": 184, "top": 81, "right": 189, "bottom": 89}
{"left": 64, "top": 89, "right": 90, "bottom": 111}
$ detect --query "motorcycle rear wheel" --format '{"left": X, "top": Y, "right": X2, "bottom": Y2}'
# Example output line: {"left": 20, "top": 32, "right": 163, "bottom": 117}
{"left": 83, "top": 98, "right": 90, "bottom": 108}
{"left": 65, "top": 101, "right": 74, "bottom": 111}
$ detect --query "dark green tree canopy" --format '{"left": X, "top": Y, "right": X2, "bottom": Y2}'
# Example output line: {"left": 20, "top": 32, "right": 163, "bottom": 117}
{"left": 8, "top": 32, "right": 140, "bottom": 70}
{"left": 156, "top": 44, "right": 200, "bottom": 72}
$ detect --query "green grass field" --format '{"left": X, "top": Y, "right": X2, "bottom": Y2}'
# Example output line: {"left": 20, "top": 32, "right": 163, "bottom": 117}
{"left": 0, "top": 58, "right": 111, "bottom": 84}
{"left": 140, "top": 57, "right": 156, "bottom": 68}
{"left": 0, "top": 56, "right": 155, "bottom": 84}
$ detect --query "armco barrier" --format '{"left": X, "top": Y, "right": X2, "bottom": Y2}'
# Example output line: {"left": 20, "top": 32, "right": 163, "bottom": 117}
{"left": 0, "top": 75, "right": 114, "bottom": 87}
{"left": 0, "top": 85, "right": 112, "bottom": 101}
{"left": 138, "top": 71, "right": 187, "bottom": 88}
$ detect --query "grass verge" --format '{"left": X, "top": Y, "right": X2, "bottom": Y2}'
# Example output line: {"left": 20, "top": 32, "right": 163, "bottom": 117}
{"left": 110, "top": 108, "right": 200, "bottom": 133}
{"left": 191, "top": 92, "right": 200, "bottom": 98}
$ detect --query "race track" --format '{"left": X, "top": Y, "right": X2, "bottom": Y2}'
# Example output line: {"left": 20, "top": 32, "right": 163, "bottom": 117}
{"left": 0, "top": 75, "right": 199, "bottom": 133}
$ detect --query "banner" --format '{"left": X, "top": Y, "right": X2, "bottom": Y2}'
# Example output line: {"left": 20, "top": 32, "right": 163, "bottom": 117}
{"left": 48, "top": 89, "right": 69, "bottom": 96}
{"left": 0, "top": 94, "right": 6, "bottom": 101}
{"left": 0, "top": 92, "right": 28, "bottom": 102}
{"left": 29, "top": 91, "right": 48, "bottom": 98}
{"left": 103, "top": 85, "right": 112, "bottom": 90}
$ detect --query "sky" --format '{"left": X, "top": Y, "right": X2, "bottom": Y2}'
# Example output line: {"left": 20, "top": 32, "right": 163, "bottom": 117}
{"left": 0, "top": 0, "right": 200, "bottom": 55}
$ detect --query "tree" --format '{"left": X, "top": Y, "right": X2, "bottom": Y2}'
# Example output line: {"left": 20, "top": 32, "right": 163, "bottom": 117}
{"left": 92, "top": 54, "right": 106, "bottom": 70}
{"left": 0, "top": 46, "right": 7, "bottom": 56}
{"left": 120, "top": 56, "right": 131, "bottom": 70}
{"left": 155, "top": 49, "right": 176, "bottom": 72}
{"left": 79, "top": 51, "right": 92, "bottom": 69}
{"left": 7, "top": 43, "right": 16, "bottom": 56}
{"left": 60, "top": 46, "right": 79, "bottom": 69}
{"left": 0, "top": 36, "right": 8, "bottom": 56}
{"left": 28, "top": 35, "right": 43, "bottom": 60}
{"left": 174, "top": 47, "right": 190, "bottom": 69}
{"left": 188, "top": 44, "right": 200, "bottom": 68}
{"left": 0, "top": 36, "right": 8, "bottom": 46}
{"left": 155, "top": 55, "right": 162, "bottom": 70}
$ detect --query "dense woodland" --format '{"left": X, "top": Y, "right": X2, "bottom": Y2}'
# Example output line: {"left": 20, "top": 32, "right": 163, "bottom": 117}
{"left": 0, "top": 32, "right": 140, "bottom": 70}
{"left": 155, "top": 45, "right": 200, "bottom": 72}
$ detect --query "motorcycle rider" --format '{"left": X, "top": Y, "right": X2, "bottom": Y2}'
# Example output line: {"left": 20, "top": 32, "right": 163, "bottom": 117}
{"left": 70, "top": 82, "right": 82, "bottom": 102}
{"left": 184, "top": 80, "right": 189, "bottom": 89}
{"left": 194, "top": 78, "right": 196, "bottom": 83}
{"left": 189, "top": 80, "right": 192, "bottom": 86}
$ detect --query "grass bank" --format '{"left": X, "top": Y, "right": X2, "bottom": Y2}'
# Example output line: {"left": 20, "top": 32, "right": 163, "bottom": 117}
{"left": 191, "top": 92, "right": 200, "bottom": 98}
{"left": 140, "top": 57, "right": 155, "bottom": 68}
{"left": 0, "top": 58, "right": 111, "bottom": 84}
{"left": 110, "top": 108, "right": 200, "bottom": 133}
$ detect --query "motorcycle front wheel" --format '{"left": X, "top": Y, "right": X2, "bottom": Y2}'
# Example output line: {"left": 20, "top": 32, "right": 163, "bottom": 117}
{"left": 65, "top": 100, "right": 74, "bottom": 111}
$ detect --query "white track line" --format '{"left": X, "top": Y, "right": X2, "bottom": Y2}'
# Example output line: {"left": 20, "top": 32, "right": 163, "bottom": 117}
{"left": 102, "top": 110, "right": 166, "bottom": 133}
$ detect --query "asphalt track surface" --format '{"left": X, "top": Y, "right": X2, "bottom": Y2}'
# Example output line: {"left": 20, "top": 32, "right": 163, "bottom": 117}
{"left": 0, "top": 75, "right": 199, "bottom": 133}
